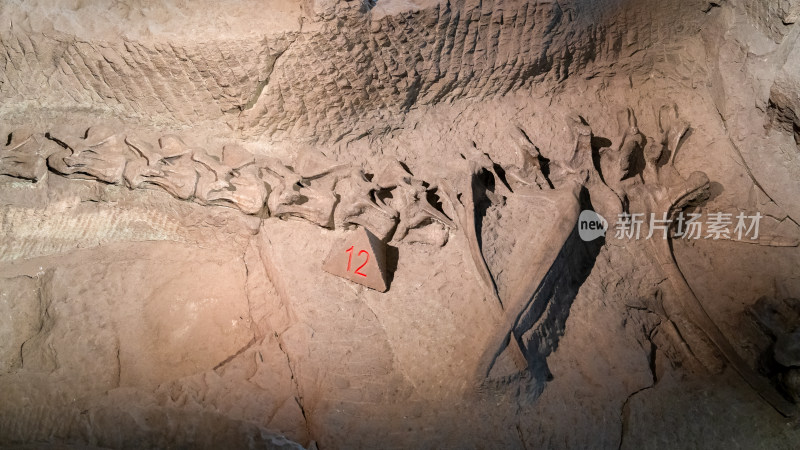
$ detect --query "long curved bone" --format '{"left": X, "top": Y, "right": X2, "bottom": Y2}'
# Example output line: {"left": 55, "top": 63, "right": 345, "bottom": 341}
{"left": 626, "top": 106, "right": 796, "bottom": 417}
{"left": 642, "top": 178, "right": 795, "bottom": 417}
{"left": 437, "top": 167, "right": 502, "bottom": 309}
{"left": 475, "top": 115, "right": 601, "bottom": 383}
{"left": 474, "top": 181, "right": 582, "bottom": 382}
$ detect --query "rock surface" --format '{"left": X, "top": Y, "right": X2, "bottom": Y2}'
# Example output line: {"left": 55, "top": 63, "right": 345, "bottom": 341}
{"left": 2, "top": 0, "right": 800, "bottom": 448}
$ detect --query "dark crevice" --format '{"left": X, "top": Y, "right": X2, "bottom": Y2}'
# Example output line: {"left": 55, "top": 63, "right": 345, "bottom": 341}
{"left": 617, "top": 383, "right": 655, "bottom": 450}
{"left": 241, "top": 46, "right": 291, "bottom": 112}
{"left": 44, "top": 132, "right": 70, "bottom": 150}
{"left": 516, "top": 423, "right": 529, "bottom": 450}
{"left": 492, "top": 163, "right": 512, "bottom": 193}
{"left": 274, "top": 331, "right": 314, "bottom": 446}
{"left": 397, "top": 160, "right": 413, "bottom": 175}
{"left": 425, "top": 187, "right": 451, "bottom": 220}
{"left": 623, "top": 135, "right": 647, "bottom": 183}
{"left": 212, "top": 337, "right": 258, "bottom": 372}
{"left": 537, "top": 153, "right": 555, "bottom": 189}
{"left": 590, "top": 136, "right": 611, "bottom": 184}
{"left": 619, "top": 328, "right": 660, "bottom": 450}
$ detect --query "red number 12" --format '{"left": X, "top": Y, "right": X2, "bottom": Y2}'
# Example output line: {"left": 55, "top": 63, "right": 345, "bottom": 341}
{"left": 345, "top": 246, "right": 369, "bottom": 277}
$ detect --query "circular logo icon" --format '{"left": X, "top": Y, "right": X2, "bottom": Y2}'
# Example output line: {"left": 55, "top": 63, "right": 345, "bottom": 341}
{"left": 578, "top": 210, "right": 608, "bottom": 241}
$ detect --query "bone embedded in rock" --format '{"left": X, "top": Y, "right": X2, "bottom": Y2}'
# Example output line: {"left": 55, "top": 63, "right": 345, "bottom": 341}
{"left": 45, "top": 127, "right": 130, "bottom": 184}
{"left": 0, "top": 129, "right": 47, "bottom": 182}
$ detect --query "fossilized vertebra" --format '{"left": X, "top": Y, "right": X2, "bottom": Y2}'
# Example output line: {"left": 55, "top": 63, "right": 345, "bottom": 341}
{"left": 0, "top": 129, "right": 47, "bottom": 182}
{"left": 46, "top": 127, "right": 130, "bottom": 184}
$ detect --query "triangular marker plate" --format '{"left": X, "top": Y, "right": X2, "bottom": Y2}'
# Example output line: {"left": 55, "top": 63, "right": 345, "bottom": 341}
{"left": 323, "top": 227, "right": 388, "bottom": 292}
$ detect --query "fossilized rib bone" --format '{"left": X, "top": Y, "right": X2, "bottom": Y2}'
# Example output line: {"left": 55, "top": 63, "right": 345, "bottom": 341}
{"left": 624, "top": 105, "right": 796, "bottom": 417}
{"left": 477, "top": 114, "right": 599, "bottom": 383}
{"left": 638, "top": 179, "right": 795, "bottom": 416}
{"left": 434, "top": 144, "right": 503, "bottom": 307}
{"left": 475, "top": 180, "right": 583, "bottom": 382}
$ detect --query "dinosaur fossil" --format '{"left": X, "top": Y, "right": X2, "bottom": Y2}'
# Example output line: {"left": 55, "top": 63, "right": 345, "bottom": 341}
{"left": 7, "top": 125, "right": 457, "bottom": 244}
{"left": 619, "top": 106, "right": 797, "bottom": 417}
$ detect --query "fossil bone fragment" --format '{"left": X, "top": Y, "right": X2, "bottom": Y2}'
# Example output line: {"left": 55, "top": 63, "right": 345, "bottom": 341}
{"left": 123, "top": 135, "right": 198, "bottom": 200}
{"left": 434, "top": 143, "right": 503, "bottom": 307}
{"left": 0, "top": 129, "right": 47, "bottom": 182}
{"left": 599, "top": 107, "right": 644, "bottom": 194}
{"left": 293, "top": 148, "right": 349, "bottom": 181}
{"left": 263, "top": 158, "right": 338, "bottom": 228}
{"left": 503, "top": 127, "right": 552, "bottom": 191}
{"left": 389, "top": 178, "right": 455, "bottom": 246}
{"left": 373, "top": 159, "right": 415, "bottom": 190}
{"left": 192, "top": 147, "right": 234, "bottom": 203}
{"left": 476, "top": 116, "right": 597, "bottom": 384}
{"left": 203, "top": 145, "right": 268, "bottom": 215}
{"left": 46, "top": 126, "right": 129, "bottom": 184}
{"left": 273, "top": 184, "right": 338, "bottom": 228}
{"left": 623, "top": 106, "right": 796, "bottom": 417}
{"left": 475, "top": 180, "right": 583, "bottom": 384}
{"left": 334, "top": 168, "right": 398, "bottom": 241}
{"left": 546, "top": 113, "right": 594, "bottom": 186}
{"left": 659, "top": 103, "right": 690, "bottom": 166}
